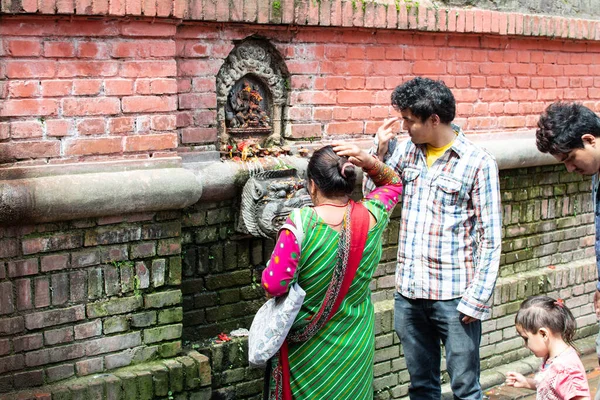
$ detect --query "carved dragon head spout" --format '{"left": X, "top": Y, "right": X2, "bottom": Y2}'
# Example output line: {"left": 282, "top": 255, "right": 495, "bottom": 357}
{"left": 238, "top": 168, "right": 312, "bottom": 238}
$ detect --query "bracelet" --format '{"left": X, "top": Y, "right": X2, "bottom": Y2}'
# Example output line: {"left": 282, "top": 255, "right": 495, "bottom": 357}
{"left": 362, "top": 156, "right": 380, "bottom": 172}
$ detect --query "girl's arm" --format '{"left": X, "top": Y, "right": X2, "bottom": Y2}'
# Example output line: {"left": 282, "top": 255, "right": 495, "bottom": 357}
{"left": 505, "top": 371, "right": 536, "bottom": 390}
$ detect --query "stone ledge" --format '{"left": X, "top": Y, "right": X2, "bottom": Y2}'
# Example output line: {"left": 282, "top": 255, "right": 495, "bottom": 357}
{"left": 0, "top": 350, "right": 211, "bottom": 400}
{"left": 1, "top": 1, "right": 599, "bottom": 42}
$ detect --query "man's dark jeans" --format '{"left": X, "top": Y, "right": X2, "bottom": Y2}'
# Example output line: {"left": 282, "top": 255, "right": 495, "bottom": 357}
{"left": 394, "top": 293, "right": 483, "bottom": 400}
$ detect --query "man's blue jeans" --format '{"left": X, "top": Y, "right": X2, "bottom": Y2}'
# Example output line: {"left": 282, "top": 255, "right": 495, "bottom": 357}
{"left": 394, "top": 293, "right": 482, "bottom": 400}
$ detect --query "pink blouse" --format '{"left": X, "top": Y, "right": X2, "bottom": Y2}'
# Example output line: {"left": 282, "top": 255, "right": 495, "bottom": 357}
{"left": 535, "top": 347, "right": 590, "bottom": 400}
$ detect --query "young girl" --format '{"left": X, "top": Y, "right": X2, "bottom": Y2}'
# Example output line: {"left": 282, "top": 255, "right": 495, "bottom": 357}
{"left": 505, "top": 295, "right": 590, "bottom": 400}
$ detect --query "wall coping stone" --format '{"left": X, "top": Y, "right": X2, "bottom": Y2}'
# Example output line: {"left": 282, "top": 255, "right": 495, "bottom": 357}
{"left": 1, "top": 0, "right": 599, "bottom": 42}
{"left": 0, "top": 131, "right": 558, "bottom": 223}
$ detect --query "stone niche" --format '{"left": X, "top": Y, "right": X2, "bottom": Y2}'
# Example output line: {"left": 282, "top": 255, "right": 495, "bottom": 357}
{"left": 216, "top": 37, "right": 289, "bottom": 152}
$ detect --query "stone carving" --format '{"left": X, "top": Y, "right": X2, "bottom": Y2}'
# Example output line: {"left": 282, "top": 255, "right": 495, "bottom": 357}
{"left": 217, "top": 38, "right": 288, "bottom": 150}
{"left": 238, "top": 169, "right": 312, "bottom": 238}
{"left": 226, "top": 79, "right": 271, "bottom": 130}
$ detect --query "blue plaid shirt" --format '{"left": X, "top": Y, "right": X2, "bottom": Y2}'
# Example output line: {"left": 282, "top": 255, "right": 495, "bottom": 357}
{"left": 364, "top": 126, "right": 502, "bottom": 320}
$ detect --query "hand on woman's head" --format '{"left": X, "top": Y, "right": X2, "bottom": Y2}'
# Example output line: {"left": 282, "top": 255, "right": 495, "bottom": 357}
{"left": 332, "top": 143, "right": 375, "bottom": 170}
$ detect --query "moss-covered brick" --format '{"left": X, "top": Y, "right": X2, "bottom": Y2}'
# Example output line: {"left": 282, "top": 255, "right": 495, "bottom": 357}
{"left": 52, "top": 386, "right": 72, "bottom": 400}
{"left": 131, "top": 310, "right": 157, "bottom": 328}
{"left": 136, "top": 370, "right": 154, "bottom": 400}
{"left": 86, "top": 378, "right": 104, "bottom": 399}
{"left": 115, "top": 371, "right": 138, "bottom": 399}
{"left": 120, "top": 264, "right": 134, "bottom": 294}
{"left": 250, "top": 239, "right": 263, "bottom": 265}
{"left": 69, "top": 382, "right": 87, "bottom": 400}
{"left": 104, "top": 265, "right": 120, "bottom": 296}
{"left": 104, "top": 374, "right": 122, "bottom": 400}
{"left": 218, "top": 288, "right": 240, "bottom": 304}
{"left": 144, "top": 289, "right": 182, "bottom": 309}
{"left": 164, "top": 359, "right": 184, "bottom": 393}
{"left": 182, "top": 210, "right": 207, "bottom": 227}
{"left": 85, "top": 226, "right": 141, "bottom": 247}
{"left": 188, "top": 351, "right": 211, "bottom": 387}
{"left": 240, "top": 285, "right": 263, "bottom": 301}
{"left": 182, "top": 247, "right": 197, "bottom": 277}
{"left": 133, "top": 344, "right": 159, "bottom": 363}
{"left": 150, "top": 364, "right": 169, "bottom": 397}
{"left": 195, "top": 226, "right": 219, "bottom": 244}
{"left": 135, "top": 261, "right": 150, "bottom": 289}
{"left": 158, "top": 307, "right": 183, "bottom": 325}
{"left": 159, "top": 341, "right": 181, "bottom": 358}
{"left": 103, "top": 316, "right": 129, "bottom": 334}
{"left": 142, "top": 221, "right": 181, "bottom": 240}
{"left": 143, "top": 323, "right": 182, "bottom": 344}
{"left": 223, "top": 241, "right": 237, "bottom": 271}
{"left": 235, "top": 379, "right": 263, "bottom": 397}
{"left": 188, "top": 388, "right": 211, "bottom": 400}
{"left": 179, "top": 356, "right": 199, "bottom": 390}
{"left": 194, "top": 292, "right": 216, "bottom": 307}
{"left": 86, "top": 295, "right": 143, "bottom": 318}
{"left": 158, "top": 238, "right": 181, "bottom": 256}
{"left": 204, "top": 270, "right": 251, "bottom": 290}
{"left": 168, "top": 256, "right": 182, "bottom": 285}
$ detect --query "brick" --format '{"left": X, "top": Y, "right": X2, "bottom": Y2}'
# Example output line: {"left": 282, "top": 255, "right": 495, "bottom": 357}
{"left": 0, "top": 238, "right": 19, "bottom": 258}
{"left": 7, "top": 258, "right": 39, "bottom": 278}
{"left": 0, "top": 316, "right": 24, "bottom": 336}
{"left": 131, "top": 242, "right": 156, "bottom": 259}
{"left": 1, "top": 99, "right": 58, "bottom": 117}
{"left": 152, "top": 259, "right": 166, "bottom": 288}
{"left": 78, "top": 41, "right": 108, "bottom": 58}
{"left": 6, "top": 61, "right": 55, "bottom": 80}
{"left": 0, "top": 282, "right": 14, "bottom": 314}
{"left": 136, "top": 261, "right": 150, "bottom": 289}
{"left": 15, "top": 279, "right": 32, "bottom": 311}
{"left": 24, "top": 305, "right": 85, "bottom": 330}
{"left": 62, "top": 97, "right": 120, "bottom": 116}
{"left": 108, "top": 116, "right": 135, "bottom": 134}
{"left": 121, "top": 95, "right": 177, "bottom": 113}
{"left": 100, "top": 245, "right": 129, "bottom": 263}
{"left": 104, "top": 316, "right": 129, "bottom": 334}
{"left": 65, "top": 137, "right": 122, "bottom": 156}
{"left": 86, "top": 295, "right": 143, "bottom": 317}
{"left": 41, "top": 80, "right": 72, "bottom": 97}
{"left": 104, "top": 79, "right": 134, "bottom": 95}
{"left": 41, "top": 254, "right": 69, "bottom": 272}
{"left": 73, "top": 79, "right": 102, "bottom": 95}
{"left": 131, "top": 310, "right": 157, "bottom": 327}
{"left": 143, "top": 323, "right": 182, "bottom": 344}
{"left": 124, "top": 133, "right": 177, "bottom": 152}
{"left": 44, "top": 326, "right": 74, "bottom": 345}
{"left": 71, "top": 249, "right": 100, "bottom": 268}
{"left": 13, "top": 369, "right": 43, "bottom": 389}
{"left": 7, "top": 80, "right": 40, "bottom": 97}
{"left": 74, "top": 319, "right": 102, "bottom": 340}
{"left": 158, "top": 238, "right": 180, "bottom": 255}
{"left": 104, "top": 265, "right": 120, "bottom": 296}
{"left": 85, "top": 332, "right": 142, "bottom": 356}
{"left": 85, "top": 226, "right": 141, "bottom": 246}
{"left": 66, "top": 271, "right": 85, "bottom": 304}
{"left": 7, "top": 39, "right": 41, "bottom": 56}
{"left": 120, "top": 61, "right": 177, "bottom": 77}
{"left": 51, "top": 273, "right": 69, "bottom": 305}
{"left": 0, "top": 354, "right": 24, "bottom": 375}
{"left": 144, "top": 289, "right": 182, "bottom": 308}
{"left": 10, "top": 120, "right": 43, "bottom": 139}
{"left": 22, "top": 232, "right": 83, "bottom": 255}
{"left": 46, "top": 363, "right": 75, "bottom": 382}
{"left": 34, "top": 276, "right": 50, "bottom": 308}
{"left": 13, "top": 333, "right": 43, "bottom": 353}
{"left": 181, "top": 127, "right": 217, "bottom": 143}
{"left": 56, "top": 61, "right": 118, "bottom": 78}
{"left": 44, "top": 41, "right": 75, "bottom": 57}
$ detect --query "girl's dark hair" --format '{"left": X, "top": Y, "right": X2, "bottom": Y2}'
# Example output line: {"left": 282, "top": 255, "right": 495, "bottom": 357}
{"left": 536, "top": 102, "right": 600, "bottom": 154}
{"left": 306, "top": 145, "right": 356, "bottom": 197}
{"left": 391, "top": 77, "right": 456, "bottom": 124}
{"left": 515, "top": 295, "right": 577, "bottom": 347}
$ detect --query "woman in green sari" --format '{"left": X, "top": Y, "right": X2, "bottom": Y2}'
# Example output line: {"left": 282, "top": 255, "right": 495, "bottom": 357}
{"left": 261, "top": 143, "right": 402, "bottom": 399}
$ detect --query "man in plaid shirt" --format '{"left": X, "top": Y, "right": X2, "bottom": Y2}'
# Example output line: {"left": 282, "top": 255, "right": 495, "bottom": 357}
{"left": 364, "top": 77, "right": 502, "bottom": 399}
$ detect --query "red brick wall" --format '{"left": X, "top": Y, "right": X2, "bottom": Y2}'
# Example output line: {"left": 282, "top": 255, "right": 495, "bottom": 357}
{"left": 1, "top": 8, "right": 600, "bottom": 165}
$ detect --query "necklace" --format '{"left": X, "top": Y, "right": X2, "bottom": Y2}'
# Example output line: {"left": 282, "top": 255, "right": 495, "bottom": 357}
{"left": 316, "top": 202, "right": 348, "bottom": 208}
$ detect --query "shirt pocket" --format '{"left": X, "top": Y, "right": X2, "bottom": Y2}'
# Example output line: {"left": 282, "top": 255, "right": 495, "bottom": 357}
{"left": 402, "top": 167, "right": 420, "bottom": 197}
{"left": 434, "top": 175, "right": 462, "bottom": 206}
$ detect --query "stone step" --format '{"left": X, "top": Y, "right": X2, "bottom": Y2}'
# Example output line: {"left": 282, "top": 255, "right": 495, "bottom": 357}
{"left": 0, "top": 350, "right": 211, "bottom": 400}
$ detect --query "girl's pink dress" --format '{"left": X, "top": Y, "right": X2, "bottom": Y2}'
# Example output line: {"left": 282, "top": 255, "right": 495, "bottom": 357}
{"left": 535, "top": 347, "right": 590, "bottom": 400}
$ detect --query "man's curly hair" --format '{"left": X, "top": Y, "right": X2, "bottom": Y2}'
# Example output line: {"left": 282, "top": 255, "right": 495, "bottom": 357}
{"left": 536, "top": 102, "right": 600, "bottom": 154}
{"left": 390, "top": 77, "right": 455, "bottom": 124}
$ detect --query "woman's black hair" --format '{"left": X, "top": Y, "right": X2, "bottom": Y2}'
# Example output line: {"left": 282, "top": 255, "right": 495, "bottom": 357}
{"left": 536, "top": 102, "right": 600, "bottom": 154}
{"left": 306, "top": 145, "right": 356, "bottom": 197}
{"left": 515, "top": 295, "right": 577, "bottom": 347}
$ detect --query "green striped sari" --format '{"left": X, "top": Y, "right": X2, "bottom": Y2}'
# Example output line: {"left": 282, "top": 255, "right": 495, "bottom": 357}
{"left": 270, "top": 198, "right": 389, "bottom": 399}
